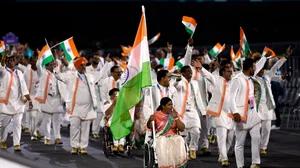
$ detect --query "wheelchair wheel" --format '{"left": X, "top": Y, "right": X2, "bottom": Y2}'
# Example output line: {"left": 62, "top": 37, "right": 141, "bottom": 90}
{"left": 102, "top": 127, "right": 110, "bottom": 157}
{"left": 143, "top": 144, "right": 153, "bottom": 168}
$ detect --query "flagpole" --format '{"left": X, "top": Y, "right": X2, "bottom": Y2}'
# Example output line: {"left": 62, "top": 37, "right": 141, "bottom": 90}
{"left": 50, "top": 36, "right": 73, "bottom": 49}
{"left": 44, "top": 38, "right": 49, "bottom": 46}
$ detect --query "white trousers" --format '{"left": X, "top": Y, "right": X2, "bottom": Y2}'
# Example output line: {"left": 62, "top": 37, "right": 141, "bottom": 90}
{"left": 92, "top": 112, "right": 104, "bottom": 134}
{"left": 199, "top": 117, "right": 209, "bottom": 149}
{"left": 0, "top": 113, "right": 23, "bottom": 146}
{"left": 216, "top": 127, "right": 234, "bottom": 161}
{"left": 235, "top": 123, "right": 261, "bottom": 167}
{"left": 42, "top": 112, "right": 62, "bottom": 140}
{"left": 28, "top": 110, "right": 43, "bottom": 136}
{"left": 182, "top": 127, "right": 200, "bottom": 151}
{"left": 22, "top": 112, "right": 30, "bottom": 129}
{"left": 113, "top": 137, "right": 125, "bottom": 146}
{"left": 70, "top": 117, "right": 91, "bottom": 148}
{"left": 260, "top": 120, "right": 271, "bottom": 150}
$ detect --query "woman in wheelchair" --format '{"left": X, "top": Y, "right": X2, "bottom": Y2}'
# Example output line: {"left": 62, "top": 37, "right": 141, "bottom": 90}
{"left": 147, "top": 97, "right": 188, "bottom": 168}
{"left": 104, "top": 88, "right": 126, "bottom": 153}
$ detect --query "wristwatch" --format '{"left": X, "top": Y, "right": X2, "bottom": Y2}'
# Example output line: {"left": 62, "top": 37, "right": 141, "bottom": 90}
{"left": 28, "top": 100, "right": 32, "bottom": 103}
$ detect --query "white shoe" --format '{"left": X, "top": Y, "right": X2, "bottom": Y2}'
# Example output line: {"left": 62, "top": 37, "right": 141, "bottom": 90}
{"left": 271, "top": 125, "right": 280, "bottom": 130}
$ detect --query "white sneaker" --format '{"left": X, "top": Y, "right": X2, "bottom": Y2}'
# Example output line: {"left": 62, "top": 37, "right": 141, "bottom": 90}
{"left": 271, "top": 125, "right": 280, "bottom": 130}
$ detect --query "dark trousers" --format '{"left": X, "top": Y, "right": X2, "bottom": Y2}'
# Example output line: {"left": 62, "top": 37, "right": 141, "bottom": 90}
{"left": 271, "top": 81, "right": 282, "bottom": 127}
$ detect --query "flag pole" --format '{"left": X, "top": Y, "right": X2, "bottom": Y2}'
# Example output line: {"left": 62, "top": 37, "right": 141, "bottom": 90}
{"left": 44, "top": 38, "right": 49, "bottom": 46}
{"left": 50, "top": 36, "right": 73, "bottom": 49}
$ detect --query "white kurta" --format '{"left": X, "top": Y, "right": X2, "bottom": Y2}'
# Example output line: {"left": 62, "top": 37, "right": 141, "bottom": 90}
{"left": 0, "top": 67, "right": 29, "bottom": 114}
{"left": 24, "top": 68, "right": 39, "bottom": 111}
{"left": 55, "top": 71, "right": 98, "bottom": 120}
{"left": 207, "top": 76, "right": 234, "bottom": 130}
{"left": 229, "top": 73, "right": 261, "bottom": 129}
{"left": 101, "top": 76, "right": 121, "bottom": 103}
{"left": 173, "top": 77, "right": 206, "bottom": 128}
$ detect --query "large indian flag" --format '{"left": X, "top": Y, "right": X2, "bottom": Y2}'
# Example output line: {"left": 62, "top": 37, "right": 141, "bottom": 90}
{"left": 59, "top": 37, "right": 79, "bottom": 62}
{"left": 240, "top": 27, "right": 251, "bottom": 58}
{"left": 0, "top": 41, "right": 5, "bottom": 56}
{"left": 182, "top": 16, "right": 197, "bottom": 36}
{"left": 110, "top": 5, "right": 152, "bottom": 140}
{"left": 38, "top": 44, "right": 54, "bottom": 67}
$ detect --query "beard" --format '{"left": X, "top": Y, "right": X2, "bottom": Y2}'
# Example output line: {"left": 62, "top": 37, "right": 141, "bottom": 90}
{"left": 92, "top": 61, "right": 99, "bottom": 65}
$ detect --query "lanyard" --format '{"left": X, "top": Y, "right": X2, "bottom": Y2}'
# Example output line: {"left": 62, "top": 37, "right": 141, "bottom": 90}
{"left": 77, "top": 73, "right": 86, "bottom": 84}
{"left": 157, "top": 84, "right": 169, "bottom": 98}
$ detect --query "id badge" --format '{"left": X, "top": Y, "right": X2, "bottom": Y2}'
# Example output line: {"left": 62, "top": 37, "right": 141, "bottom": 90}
{"left": 249, "top": 96, "right": 255, "bottom": 109}
{"left": 186, "top": 102, "right": 192, "bottom": 111}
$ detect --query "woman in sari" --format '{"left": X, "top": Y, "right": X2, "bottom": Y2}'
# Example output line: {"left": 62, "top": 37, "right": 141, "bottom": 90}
{"left": 147, "top": 97, "right": 188, "bottom": 168}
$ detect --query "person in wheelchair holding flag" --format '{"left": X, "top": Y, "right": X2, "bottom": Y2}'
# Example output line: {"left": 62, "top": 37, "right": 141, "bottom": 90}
{"left": 104, "top": 88, "right": 126, "bottom": 153}
{"left": 147, "top": 97, "right": 188, "bottom": 168}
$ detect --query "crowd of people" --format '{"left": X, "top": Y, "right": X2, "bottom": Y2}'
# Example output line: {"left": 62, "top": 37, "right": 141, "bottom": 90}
{"left": 0, "top": 38, "right": 292, "bottom": 168}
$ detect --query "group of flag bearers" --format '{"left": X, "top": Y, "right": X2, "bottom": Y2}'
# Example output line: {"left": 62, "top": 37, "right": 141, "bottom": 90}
{"left": 0, "top": 5, "right": 292, "bottom": 168}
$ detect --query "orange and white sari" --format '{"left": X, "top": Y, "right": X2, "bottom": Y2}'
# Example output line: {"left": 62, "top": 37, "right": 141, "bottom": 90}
{"left": 154, "top": 111, "right": 187, "bottom": 168}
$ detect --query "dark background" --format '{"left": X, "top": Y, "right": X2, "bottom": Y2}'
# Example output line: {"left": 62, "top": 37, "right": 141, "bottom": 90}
{"left": 1, "top": 1, "right": 300, "bottom": 51}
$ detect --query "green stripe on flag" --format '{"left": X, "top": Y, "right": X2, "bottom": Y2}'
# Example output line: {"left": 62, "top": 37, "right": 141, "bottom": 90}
{"left": 60, "top": 43, "right": 72, "bottom": 62}
{"left": 0, "top": 51, "right": 4, "bottom": 56}
{"left": 244, "top": 42, "right": 250, "bottom": 58}
{"left": 209, "top": 50, "right": 218, "bottom": 57}
{"left": 176, "top": 61, "right": 183, "bottom": 70}
{"left": 185, "top": 27, "right": 194, "bottom": 35}
{"left": 41, "top": 55, "right": 54, "bottom": 67}
{"left": 159, "top": 58, "right": 164, "bottom": 66}
{"left": 110, "top": 62, "right": 152, "bottom": 140}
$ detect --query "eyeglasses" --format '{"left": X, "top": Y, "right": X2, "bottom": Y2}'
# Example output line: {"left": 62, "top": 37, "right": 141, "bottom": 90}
{"left": 114, "top": 71, "right": 123, "bottom": 74}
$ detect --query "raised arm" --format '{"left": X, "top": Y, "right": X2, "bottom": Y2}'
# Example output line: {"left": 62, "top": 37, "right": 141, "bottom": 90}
{"left": 183, "top": 38, "right": 194, "bottom": 66}
{"left": 254, "top": 57, "right": 267, "bottom": 77}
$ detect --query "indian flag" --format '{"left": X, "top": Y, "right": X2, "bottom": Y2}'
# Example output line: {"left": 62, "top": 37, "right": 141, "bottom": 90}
{"left": 209, "top": 43, "right": 225, "bottom": 57}
{"left": 175, "top": 58, "right": 185, "bottom": 70}
{"left": 0, "top": 41, "right": 5, "bottom": 56}
{"left": 262, "top": 46, "right": 276, "bottom": 58}
{"left": 38, "top": 44, "right": 54, "bottom": 67}
{"left": 182, "top": 16, "right": 197, "bottom": 36}
{"left": 160, "top": 57, "right": 175, "bottom": 70}
{"left": 110, "top": 5, "right": 152, "bottom": 140}
{"left": 230, "top": 46, "right": 241, "bottom": 69}
{"left": 240, "top": 27, "right": 251, "bottom": 58}
{"left": 59, "top": 37, "right": 79, "bottom": 62}
{"left": 148, "top": 32, "right": 160, "bottom": 45}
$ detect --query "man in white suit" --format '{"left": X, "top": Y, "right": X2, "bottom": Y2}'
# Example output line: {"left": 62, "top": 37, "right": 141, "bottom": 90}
{"left": 174, "top": 65, "right": 206, "bottom": 160}
{"left": 230, "top": 58, "right": 261, "bottom": 168}
{"left": 254, "top": 55, "right": 288, "bottom": 155}
{"left": 183, "top": 38, "right": 215, "bottom": 155}
{"left": 0, "top": 51, "right": 33, "bottom": 151}
{"left": 55, "top": 57, "right": 98, "bottom": 155}
{"left": 207, "top": 66, "right": 234, "bottom": 167}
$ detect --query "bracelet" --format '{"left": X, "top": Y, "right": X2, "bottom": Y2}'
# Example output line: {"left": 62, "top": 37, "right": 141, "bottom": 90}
{"left": 174, "top": 117, "right": 178, "bottom": 120}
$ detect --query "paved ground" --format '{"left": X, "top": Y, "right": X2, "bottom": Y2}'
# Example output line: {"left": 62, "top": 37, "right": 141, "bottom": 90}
{"left": 1, "top": 126, "right": 300, "bottom": 168}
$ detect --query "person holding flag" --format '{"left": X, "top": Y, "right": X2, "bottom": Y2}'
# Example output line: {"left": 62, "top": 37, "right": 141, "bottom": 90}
{"left": 54, "top": 56, "right": 99, "bottom": 155}
{"left": 35, "top": 44, "right": 65, "bottom": 145}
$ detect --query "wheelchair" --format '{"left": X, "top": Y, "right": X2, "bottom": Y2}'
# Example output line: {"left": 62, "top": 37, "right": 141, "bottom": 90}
{"left": 143, "top": 129, "right": 189, "bottom": 168}
{"left": 102, "top": 125, "right": 133, "bottom": 157}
